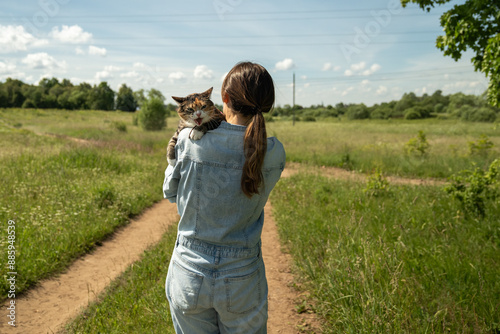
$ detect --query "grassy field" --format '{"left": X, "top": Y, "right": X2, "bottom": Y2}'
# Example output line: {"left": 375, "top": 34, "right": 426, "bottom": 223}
{"left": 267, "top": 119, "right": 500, "bottom": 178}
{"left": 0, "top": 108, "right": 174, "bottom": 296}
{"left": 271, "top": 173, "right": 500, "bottom": 333}
{"left": 1, "top": 108, "right": 499, "bottom": 333}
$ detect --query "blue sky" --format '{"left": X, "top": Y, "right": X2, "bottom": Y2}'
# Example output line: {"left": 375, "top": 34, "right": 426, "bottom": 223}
{"left": 0, "top": 0, "right": 488, "bottom": 107}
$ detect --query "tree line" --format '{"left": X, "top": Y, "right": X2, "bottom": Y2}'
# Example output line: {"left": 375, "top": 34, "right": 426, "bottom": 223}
{"left": 274, "top": 90, "right": 500, "bottom": 123}
{"left": 0, "top": 77, "right": 177, "bottom": 113}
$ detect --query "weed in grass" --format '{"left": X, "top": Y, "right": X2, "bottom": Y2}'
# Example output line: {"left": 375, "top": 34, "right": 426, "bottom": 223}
{"left": 111, "top": 121, "right": 128, "bottom": 132}
{"left": 404, "top": 130, "right": 430, "bottom": 156}
{"left": 445, "top": 159, "right": 500, "bottom": 217}
{"left": 364, "top": 169, "right": 390, "bottom": 197}
{"left": 468, "top": 134, "right": 494, "bottom": 157}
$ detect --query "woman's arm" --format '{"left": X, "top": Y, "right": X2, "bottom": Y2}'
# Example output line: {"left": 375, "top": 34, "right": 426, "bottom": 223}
{"left": 163, "top": 163, "right": 180, "bottom": 203}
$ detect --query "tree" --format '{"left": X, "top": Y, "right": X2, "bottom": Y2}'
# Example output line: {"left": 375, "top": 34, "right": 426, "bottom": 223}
{"left": 89, "top": 82, "right": 115, "bottom": 111}
{"left": 134, "top": 89, "right": 146, "bottom": 107}
{"left": 147, "top": 88, "right": 166, "bottom": 102}
{"left": 116, "top": 84, "right": 137, "bottom": 112}
{"left": 138, "top": 97, "right": 167, "bottom": 131}
{"left": 401, "top": 0, "right": 500, "bottom": 107}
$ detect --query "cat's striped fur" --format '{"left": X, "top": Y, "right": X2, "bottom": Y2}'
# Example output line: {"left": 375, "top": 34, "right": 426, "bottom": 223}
{"left": 167, "top": 87, "right": 225, "bottom": 166}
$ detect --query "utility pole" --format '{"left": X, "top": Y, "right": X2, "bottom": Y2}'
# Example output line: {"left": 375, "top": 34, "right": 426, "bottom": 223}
{"left": 292, "top": 72, "right": 295, "bottom": 126}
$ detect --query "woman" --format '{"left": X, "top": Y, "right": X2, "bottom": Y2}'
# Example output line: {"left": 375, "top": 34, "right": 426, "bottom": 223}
{"left": 163, "top": 61, "right": 286, "bottom": 333}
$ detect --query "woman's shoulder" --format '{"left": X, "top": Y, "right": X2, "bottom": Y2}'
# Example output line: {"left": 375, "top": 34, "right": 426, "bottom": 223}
{"left": 265, "top": 137, "right": 286, "bottom": 169}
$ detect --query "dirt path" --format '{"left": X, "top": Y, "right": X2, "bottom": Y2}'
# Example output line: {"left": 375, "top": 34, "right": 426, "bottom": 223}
{"left": 0, "top": 201, "right": 178, "bottom": 334}
{"left": 1, "top": 161, "right": 439, "bottom": 333}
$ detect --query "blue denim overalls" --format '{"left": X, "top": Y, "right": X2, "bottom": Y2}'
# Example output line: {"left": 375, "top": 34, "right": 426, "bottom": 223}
{"left": 163, "top": 121, "right": 286, "bottom": 333}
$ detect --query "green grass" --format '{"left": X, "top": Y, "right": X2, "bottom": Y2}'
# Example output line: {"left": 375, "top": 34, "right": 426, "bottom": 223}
{"left": 62, "top": 225, "right": 177, "bottom": 334}
{"left": 2, "top": 109, "right": 500, "bottom": 332}
{"left": 271, "top": 173, "right": 500, "bottom": 333}
{"left": 267, "top": 119, "right": 500, "bottom": 178}
{"left": 0, "top": 109, "right": 172, "bottom": 297}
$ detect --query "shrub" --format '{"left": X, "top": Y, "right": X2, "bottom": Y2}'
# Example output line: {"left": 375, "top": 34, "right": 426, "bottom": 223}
{"left": 138, "top": 97, "right": 167, "bottom": 131}
{"left": 434, "top": 103, "right": 445, "bottom": 113}
{"left": 111, "top": 121, "right": 127, "bottom": 132}
{"left": 468, "top": 134, "right": 494, "bottom": 156}
{"left": 404, "top": 106, "right": 431, "bottom": 120}
{"left": 404, "top": 130, "right": 430, "bottom": 156}
{"left": 264, "top": 114, "right": 274, "bottom": 122}
{"left": 302, "top": 115, "right": 316, "bottom": 122}
{"left": 364, "top": 168, "right": 390, "bottom": 197}
{"left": 346, "top": 104, "right": 369, "bottom": 120}
{"left": 445, "top": 159, "right": 499, "bottom": 217}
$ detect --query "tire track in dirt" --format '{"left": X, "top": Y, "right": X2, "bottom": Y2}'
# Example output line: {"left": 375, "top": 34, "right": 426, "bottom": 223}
{"left": 0, "top": 201, "right": 178, "bottom": 334}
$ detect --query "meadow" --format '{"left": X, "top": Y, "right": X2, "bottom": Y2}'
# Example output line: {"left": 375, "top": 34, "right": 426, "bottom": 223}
{"left": 0, "top": 108, "right": 499, "bottom": 333}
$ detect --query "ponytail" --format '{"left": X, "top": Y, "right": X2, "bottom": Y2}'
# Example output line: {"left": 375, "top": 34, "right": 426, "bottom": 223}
{"left": 242, "top": 112, "right": 267, "bottom": 197}
{"left": 221, "top": 61, "right": 275, "bottom": 197}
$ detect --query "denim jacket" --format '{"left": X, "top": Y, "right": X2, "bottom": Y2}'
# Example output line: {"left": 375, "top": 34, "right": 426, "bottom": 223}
{"left": 163, "top": 121, "right": 286, "bottom": 248}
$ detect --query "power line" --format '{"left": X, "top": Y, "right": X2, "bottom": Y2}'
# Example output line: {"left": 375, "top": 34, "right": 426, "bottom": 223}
{"left": 0, "top": 7, "right": 437, "bottom": 19}
{"left": 90, "top": 31, "right": 440, "bottom": 41}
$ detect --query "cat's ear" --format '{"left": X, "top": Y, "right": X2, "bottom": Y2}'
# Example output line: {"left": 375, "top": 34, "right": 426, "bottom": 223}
{"left": 201, "top": 87, "right": 213, "bottom": 98}
{"left": 172, "top": 96, "right": 186, "bottom": 104}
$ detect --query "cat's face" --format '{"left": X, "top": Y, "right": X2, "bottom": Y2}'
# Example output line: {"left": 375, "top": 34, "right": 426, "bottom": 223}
{"left": 172, "top": 87, "right": 216, "bottom": 127}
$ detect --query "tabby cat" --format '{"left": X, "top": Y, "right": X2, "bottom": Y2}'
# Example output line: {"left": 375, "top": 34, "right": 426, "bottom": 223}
{"left": 167, "top": 87, "right": 225, "bottom": 166}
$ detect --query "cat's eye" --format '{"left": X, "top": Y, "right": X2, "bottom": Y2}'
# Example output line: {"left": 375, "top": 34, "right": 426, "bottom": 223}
{"left": 187, "top": 108, "right": 194, "bottom": 112}
{"left": 201, "top": 105, "right": 206, "bottom": 109}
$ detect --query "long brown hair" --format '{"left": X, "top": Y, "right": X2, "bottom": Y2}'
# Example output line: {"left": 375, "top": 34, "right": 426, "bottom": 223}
{"left": 222, "top": 62, "right": 275, "bottom": 197}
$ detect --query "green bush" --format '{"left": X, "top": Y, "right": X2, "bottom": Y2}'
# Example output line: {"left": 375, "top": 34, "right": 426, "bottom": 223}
{"left": 363, "top": 168, "right": 390, "bottom": 197}
{"left": 111, "top": 121, "right": 127, "bottom": 132}
{"left": 302, "top": 115, "right": 316, "bottom": 122}
{"left": 468, "top": 134, "right": 494, "bottom": 157}
{"left": 404, "top": 106, "right": 431, "bottom": 120}
{"left": 445, "top": 159, "right": 499, "bottom": 217}
{"left": 346, "top": 104, "right": 369, "bottom": 120}
{"left": 138, "top": 97, "right": 167, "bottom": 131}
{"left": 404, "top": 130, "right": 430, "bottom": 156}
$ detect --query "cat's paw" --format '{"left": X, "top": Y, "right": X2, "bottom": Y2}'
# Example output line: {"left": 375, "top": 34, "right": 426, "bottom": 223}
{"left": 190, "top": 129, "right": 204, "bottom": 140}
{"left": 167, "top": 158, "right": 177, "bottom": 166}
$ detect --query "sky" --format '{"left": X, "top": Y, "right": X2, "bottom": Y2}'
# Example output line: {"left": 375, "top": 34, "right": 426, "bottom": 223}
{"left": 0, "top": 0, "right": 489, "bottom": 107}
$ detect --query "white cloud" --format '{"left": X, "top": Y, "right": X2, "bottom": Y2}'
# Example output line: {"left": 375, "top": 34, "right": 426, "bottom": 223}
{"left": 376, "top": 86, "right": 388, "bottom": 95}
{"left": 0, "top": 25, "right": 48, "bottom": 53}
{"left": 133, "top": 62, "right": 147, "bottom": 69}
{"left": 51, "top": 25, "right": 92, "bottom": 44}
{"left": 341, "top": 87, "right": 354, "bottom": 96}
{"left": 121, "top": 71, "right": 140, "bottom": 78}
{"left": 351, "top": 62, "right": 366, "bottom": 72}
{"left": 89, "top": 45, "right": 107, "bottom": 57}
{"left": 169, "top": 71, "right": 187, "bottom": 83}
{"left": 0, "top": 61, "right": 16, "bottom": 75}
{"left": 344, "top": 62, "right": 381, "bottom": 76}
{"left": 21, "top": 53, "right": 66, "bottom": 70}
{"left": 95, "top": 70, "right": 113, "bottom": 81}
{"left": 322, "top": 63, "right": 333, "bottom": 71}
{"left": 104, "top": 65, "right": 122, "bottom": 72}
{"left": 362, "top": 64, "right": 381, "bottom": 76}
{"left": 415, "top": 86, "right": 428, "bottom": 95}
{"left": 275, "top": 58, "right": 295, "bottom": 71}
{"left": 194, "top": 65, "right": 214, "bottom": 80}
{"left": 75, "top": 47, "right": 85, "bottom": 55}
